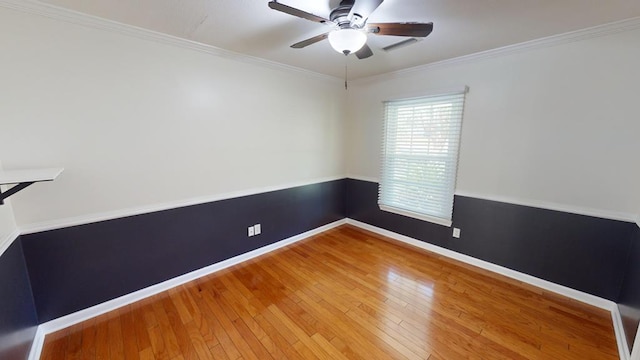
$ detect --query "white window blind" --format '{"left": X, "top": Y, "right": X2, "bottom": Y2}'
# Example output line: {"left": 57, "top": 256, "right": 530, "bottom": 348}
{"left": 378, "top": 90, "right": 467, "bottom": 226}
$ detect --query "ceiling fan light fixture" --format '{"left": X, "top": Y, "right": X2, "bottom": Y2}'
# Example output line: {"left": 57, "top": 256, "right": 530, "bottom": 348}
{"left": 328, "top": 29, "right": 367, "bottom": 55}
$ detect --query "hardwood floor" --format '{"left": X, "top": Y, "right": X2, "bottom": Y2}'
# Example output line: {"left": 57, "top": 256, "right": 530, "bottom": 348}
{"left": 40, "top": 225, "right": 618, "bottom": 359}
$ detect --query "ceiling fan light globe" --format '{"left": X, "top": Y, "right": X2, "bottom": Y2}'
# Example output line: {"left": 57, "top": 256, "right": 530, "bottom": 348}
{"left": 328, "top": 29, "right": 367, "bottom": 54}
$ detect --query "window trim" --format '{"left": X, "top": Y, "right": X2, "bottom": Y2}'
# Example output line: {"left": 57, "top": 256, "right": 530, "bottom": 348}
{"left": 378, "top": 87, "right": 468, "bottom": 227}
{"left": 383, "top": 86, "right": 469, "bottom": 103}
{"left": 379, "top": 205, "right": 453, "bottom": 227}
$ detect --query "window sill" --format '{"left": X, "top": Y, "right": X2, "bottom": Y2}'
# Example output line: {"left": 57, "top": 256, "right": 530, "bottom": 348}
{"left": 379, "top": 205, "right": 452, "bottom": 227}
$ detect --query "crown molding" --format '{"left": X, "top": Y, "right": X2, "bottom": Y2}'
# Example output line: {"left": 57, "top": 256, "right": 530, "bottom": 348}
{"left": 355, "top": 16, "right": 640, "bottom": 84}
{"left": 3, "top": 1, "right": 639, "bottom": 84}
{"left": 0, "top": 0, "right": 340, "bottom": 82}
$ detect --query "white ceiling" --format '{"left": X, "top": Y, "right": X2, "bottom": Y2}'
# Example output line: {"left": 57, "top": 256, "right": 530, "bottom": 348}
{"left": 36, "top": 0, "right": 640, "bottom": 79}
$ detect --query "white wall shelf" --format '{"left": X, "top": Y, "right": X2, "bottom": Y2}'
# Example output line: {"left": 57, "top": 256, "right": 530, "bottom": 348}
{"left": 0, "top": 168, "right": 64, "bottom": 205}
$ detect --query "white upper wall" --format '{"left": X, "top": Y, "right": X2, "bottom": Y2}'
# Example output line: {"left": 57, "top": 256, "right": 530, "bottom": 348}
{"left": 1, "top": 5, "right": 638, "bottom": 230}
{"left": 346, "top": 27, "right": 640, "bottom": 221}
{"left": 0, "top": 7, "right": 346, "bottom": 229}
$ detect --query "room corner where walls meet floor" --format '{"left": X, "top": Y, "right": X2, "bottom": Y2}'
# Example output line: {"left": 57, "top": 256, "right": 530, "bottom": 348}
{"left": 1, "top": 178, "right": 638, "bottom": 360}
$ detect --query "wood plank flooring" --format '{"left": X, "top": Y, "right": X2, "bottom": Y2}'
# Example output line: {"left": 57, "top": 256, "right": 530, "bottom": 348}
{"left": 40, "top": 225, "right": 619, "bottom": 359}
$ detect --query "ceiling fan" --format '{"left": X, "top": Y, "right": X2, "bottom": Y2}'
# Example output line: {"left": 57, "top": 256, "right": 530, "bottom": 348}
{"left": 268, "top": 0, "right": 433, "bottom": 59}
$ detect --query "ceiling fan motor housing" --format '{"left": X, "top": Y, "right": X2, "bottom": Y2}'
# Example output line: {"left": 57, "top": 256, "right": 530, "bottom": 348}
{"left": 331, "top": 3, "right": 358, "bottom": 29}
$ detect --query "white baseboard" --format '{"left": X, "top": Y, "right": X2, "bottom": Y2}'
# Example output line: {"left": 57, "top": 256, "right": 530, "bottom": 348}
{"left": 27, "top": 219, "right": 346, "bottom": 359}
{"left": 24, "top": 217, "right": 635, "bottom": 360}
{"left": 27, "top": 327, "right": 45, "bottom": 360}
{"left": 345, "top": 218, "right": 630, "bottom": 360}
{"left": 612, "top": 306, "right": 632, "bottom": 360}
{"left": 632, "top": 324, "right": 640, "bottom": 360}
{"left": 346, "top": 219, "right": 611, "bottom": 308}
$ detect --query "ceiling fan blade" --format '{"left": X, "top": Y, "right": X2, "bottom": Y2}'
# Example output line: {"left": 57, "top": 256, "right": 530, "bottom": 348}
{"left": 291, "top": 33, "right": 329, "bottom": 48}
{"left": 368, "top": 22, "right": 433, "bottom": 37}
{"left": 268, "top": 1, "right": 329, "bottom": 24}
{"left": 355, "top": 43, "right": 373, "bottom": 59}
{"left": 349, "top": 0, "right": 384, "bottom": 27}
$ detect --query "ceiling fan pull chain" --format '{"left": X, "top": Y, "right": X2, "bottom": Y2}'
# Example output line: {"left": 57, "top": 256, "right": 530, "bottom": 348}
{"left": 344, "top": 61, "right": 348, "bottom": 90}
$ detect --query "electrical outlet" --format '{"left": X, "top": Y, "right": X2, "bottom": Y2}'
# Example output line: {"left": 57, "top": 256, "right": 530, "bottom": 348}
{"left": 452, "top": 228, "right": 461, "bottom": 238}
{"left": 248, "top": 226, "right": 255, "bottom": 237}
{"left": 254, "top": 224, "right": 261, "bottom": 235}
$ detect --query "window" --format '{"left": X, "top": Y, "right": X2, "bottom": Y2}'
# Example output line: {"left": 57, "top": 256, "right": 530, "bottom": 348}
{"left": 378, "top": 88, "right": 467, "bottom": 227}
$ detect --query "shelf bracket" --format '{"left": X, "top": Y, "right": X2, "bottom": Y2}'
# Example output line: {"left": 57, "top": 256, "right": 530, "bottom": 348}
{"left": 0, "top": 182, "right": 35, "bottom": 205}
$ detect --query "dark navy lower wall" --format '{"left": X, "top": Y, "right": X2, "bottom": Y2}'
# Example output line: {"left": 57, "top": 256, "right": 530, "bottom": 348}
{"left": 13, "top": 176, "right": 640, "bottom": 354}
{"left": 346, "top": 178, "right": 634, "bottom": 302}
{"left": 22, "top": 179, "right": 345, "bottom": 323}
{"left": 0, "top": 238, "right": 38, "bottom": 360}
{"left": 618, "top": 224, "right": 640, "bottom": 351}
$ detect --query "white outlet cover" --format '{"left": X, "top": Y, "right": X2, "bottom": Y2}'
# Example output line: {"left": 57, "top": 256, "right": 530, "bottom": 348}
{"left": 254, "top": 224, "right": 261, "bottom": 235}
{"left": 453, "top": 228, "right": 461, "bottom": 238}
{"left": 248, "top": 226, "right": 255, "bottom": 237}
